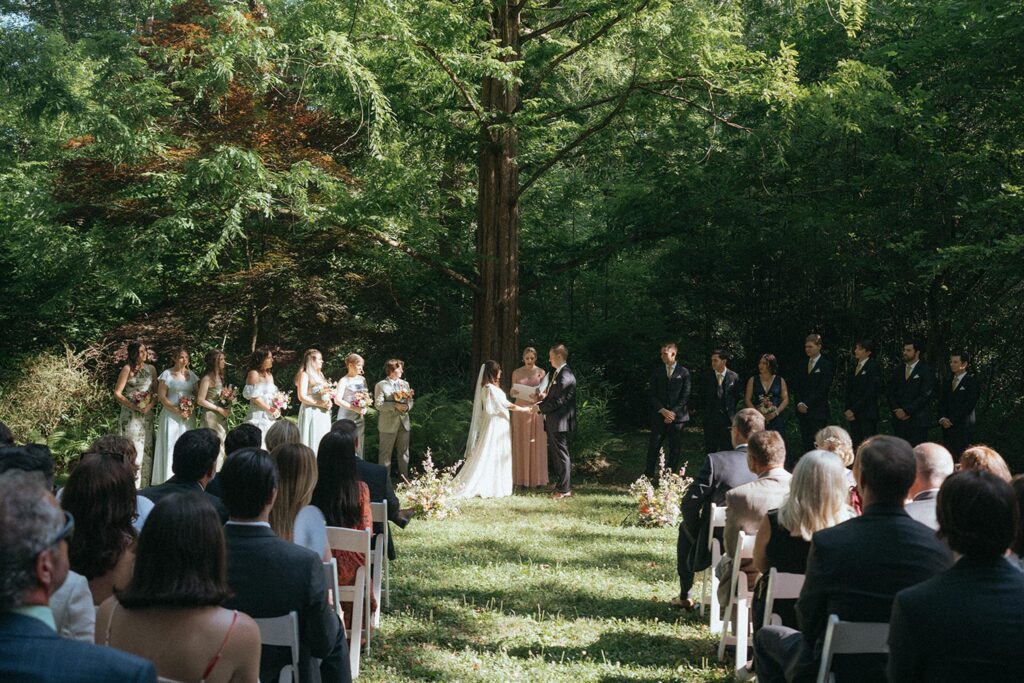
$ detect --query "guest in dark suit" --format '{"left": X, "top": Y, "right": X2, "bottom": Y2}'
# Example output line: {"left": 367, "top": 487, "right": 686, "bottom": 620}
{"left": 645, "top": 343, "right": 691, "bottom": 477}
{"left": 0, "top": 470, "right": 156, "bottom": 683}
{"left": 671, "top": 408, "right": 764, "bottom": 610}
{"left": 140, "top": 428, "right": 228, "bottom": 523}
{"left": 705, "top": 349, "right": 741, "bottom": 455}
{"left": 535, "top": 344, "right": 577, "bottom": 499}
{"left": 752, "top": 435, "right": 953, "bottom": 683}
{"left": 331, "top": 419, "right": 411, "bottom": 561}
{"left": 794, "top": 334, "right": 835, "bottom": 458}
{"left": 937, "top": 351, "right": 981, "bottom": 462}
{"left": 843, "top": 339, "right": 883, "bottom": 449}
{"left": 219, "top": 448, "right": 350, "bottom": 683}
{"left": 205, "top": 423, "right": 262, "bottom": 499}
{"left": 888, "top": 470, "right": 1024, "bottom": 682}
{"left": 889, "top": 339, "right": 936, "bottom": 446}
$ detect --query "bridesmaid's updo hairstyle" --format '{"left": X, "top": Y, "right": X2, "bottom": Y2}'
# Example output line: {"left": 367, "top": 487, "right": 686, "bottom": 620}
{"left": 482, "top": 360, "right": 501, "bottom": 386}
{"left": 384, "top": 358, "right": 404, "bottom": 376}
{"left": 126, "top": 341, "right": 146, "bottom": 371}
{"left": 760, "top": 353, "right": 779, "bottom": 375}
{"left": 522, "top": 347, "right": 537, "bottom": 361}
{"left": 247, "top": 348, "right": 272, "bottom": 375}
{"left": 203, "top": 349, "right": 224, "bottom": 382}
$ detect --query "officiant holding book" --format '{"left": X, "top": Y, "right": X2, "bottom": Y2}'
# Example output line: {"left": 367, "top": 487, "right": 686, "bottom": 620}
{"left": 645, "top": 343, "right": 691, "bottom": 478}
{"left": 510, "top": 347, "right": 549, "bottom": 488}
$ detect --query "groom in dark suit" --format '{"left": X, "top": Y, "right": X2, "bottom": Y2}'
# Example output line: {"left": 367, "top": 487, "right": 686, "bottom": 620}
{"left": 645, "top": 343, "right": 691, "bottom": 478}
{"left": 535, "top": 344, "right": 577, "bottom": 499}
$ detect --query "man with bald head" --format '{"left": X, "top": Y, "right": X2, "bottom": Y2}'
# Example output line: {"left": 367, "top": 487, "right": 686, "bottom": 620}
{"left": 904, "top": 442, "right": 954, "bottom": 530}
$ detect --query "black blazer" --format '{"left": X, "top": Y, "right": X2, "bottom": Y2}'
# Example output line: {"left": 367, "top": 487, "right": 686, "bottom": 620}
{"left": 538, "top": 365, "right": 577, "bottom": 433}
{"left": 889, "top": 361, "right": 937, "bottom": 428}
{"left": 793, "top": 356, "right": 835, "bottom": 421}
{"left": 787, "top": 504, "right": 954, "bottom": 683}
{"left": 844, "top": 357, "right": 883, "bottom": 420}
{"left": 888, "top": 556, "right": 1024, "bottom": 682}
{"left": 0, "top": 612, "right": 156, "bottom": 682}
{"left": 140, "top": 476, "right": 228, "bottom": 523}
{"left": 705, "top": 368, "right": 741, "bottom": 428}
{"left": 937, "top": 372, "right": 980, "bottom": 429}
{"left": 223, "top": 524, "right": 343, "bottom": 683}
{"left": 679, "top": 445, "right": 758, "bottom": 570}
{"left": 648, "top": 364, "right": 691, "bottom": 425}
{"left": 357, "top": 458, "right": 404, "bottom": 560}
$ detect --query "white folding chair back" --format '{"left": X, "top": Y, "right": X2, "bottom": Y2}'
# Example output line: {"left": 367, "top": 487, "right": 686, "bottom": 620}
{"left": 701, "top": 503, "right": 728, "bottom": 632}
{"left": 717, "top": 530, "right": 757, "bottom": 668}
{"left": 762, "top": 567, "right": 806, "bottom": 627}
{"left": 326, "top": 526, "right": 373, "bottom": 674}
{"left": 369, "top": 501, "right": 389, "bottom": 621}
{"left": 253, "top": 611, "right": 300, "bottom": 683}
{"left": 816, "top": 614, "right": 889, "bottom": 683}
{"left": 323, "top": 558, "right": 342, "bottom": 620}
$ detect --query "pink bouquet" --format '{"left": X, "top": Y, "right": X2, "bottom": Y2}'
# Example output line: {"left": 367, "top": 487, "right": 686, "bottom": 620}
{"left": 757, "top": 394, "right": 778, "bottom": 418}
{"left": 270, "top": 391, "right": 292, "bottom": 419}
{"left": 351, "top": 391, "right": 372, "bottom": 415}
{"left": 130, "top": 390, "right": 153, "bottom": 412}
{"left": 177, "top": 396, "right": 195, "bottom": 420}
{"left": 316, "top": 381, "right": 337, "bottom": 405}
{"left": 216, "top": 385, "right": 238, "bottom": 408}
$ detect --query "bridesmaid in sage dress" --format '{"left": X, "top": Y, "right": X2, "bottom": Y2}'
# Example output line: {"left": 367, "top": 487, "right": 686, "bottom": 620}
{"left": 113, "top": 341, "right": 157, "bottom": 488}
{"left": 152, "top": 348, "right": 199, "bottom": 485}
{"left": 745, "top": 353, "right": 790, "bottom": 433}
{"left": 295, "top": 348, "right": 333, "bottom": 452}
{"left": 334, "top": 353, "right": 369, "bottom": 459}
{"left": 243, "top": 348, "right": 279, "bottom": 446}
{"left": 196, "top": 349, "right": 231, "bottom": 465}
{"left": 510, "top": 347, "right": 549, "bottom": 487}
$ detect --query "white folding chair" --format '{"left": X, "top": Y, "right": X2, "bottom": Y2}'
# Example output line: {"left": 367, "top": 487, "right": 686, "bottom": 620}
{"left": 323, "top": 558, "right": 342, "bottom": 621}
{"left": 762, "top": 567, "right": 806, "bottom": 627}
{"left": 369, "top": 500, "right": 389, "bottom": 621}
{"left": 700, "top": 503, "right": 728, "bottom": 632}
{"left": 717, "top": 530, "right": 757, "bottom": 668}
{"left": 253, "top": 611, "right": 300, "bottom": 683}
{"left": 326, "top": 526, "right": 373, "bottom": 676}
{"left": 816, "top": 614, "right": 889, "bottom": 683}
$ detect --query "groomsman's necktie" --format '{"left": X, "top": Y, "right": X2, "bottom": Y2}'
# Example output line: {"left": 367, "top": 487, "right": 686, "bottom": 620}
{"left": 807, "top": 359, "right": 814, "bottom": 374}
{"left": 855, "top": 362, "right": 863, "bottom": 376}
{"left": 952, "top": 376, "right": 960, "bottom": 391}
{"left": 666, "top": 365, "right": 673, "bottom": 379}
{"left": 905, "top": 365, "right": 912, "bottom": 380}
{"left": 717, "top": 373, "right": 724, "bottom": 386}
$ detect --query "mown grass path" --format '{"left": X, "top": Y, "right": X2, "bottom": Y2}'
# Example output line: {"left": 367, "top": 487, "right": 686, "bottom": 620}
{"left": 361, "top": 484, "right": 732, "bottom": 682}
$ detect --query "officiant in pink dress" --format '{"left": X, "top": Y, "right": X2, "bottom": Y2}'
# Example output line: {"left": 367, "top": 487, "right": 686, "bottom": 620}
{"left": 510, "top": 347, "right": 549, "bottom": 487}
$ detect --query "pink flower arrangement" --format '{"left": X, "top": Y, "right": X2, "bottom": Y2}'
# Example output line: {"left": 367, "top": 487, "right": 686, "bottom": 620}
{"left": 270, "top": 391, "right": 292, "bottom": 419}
{"left": 177, "top": 396, "right": 195, "bottom": 420}
{"left": 628, "top": 452, "right": 692, "bottom": 527}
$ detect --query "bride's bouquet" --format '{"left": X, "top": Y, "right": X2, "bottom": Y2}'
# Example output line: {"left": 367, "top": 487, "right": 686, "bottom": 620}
{"left": 270, "top": 391, "right": 292, "bottom": 419}
{"left": 396, "top": 450, "right": 462, "bottom": 520}
{"left": 628, "top": 452, "right": 692, "bottom": 527}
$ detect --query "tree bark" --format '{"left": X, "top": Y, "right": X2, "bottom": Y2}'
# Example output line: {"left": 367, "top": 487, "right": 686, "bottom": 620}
{"left": 472, "top": 2, "right": 521, "bottom": 386}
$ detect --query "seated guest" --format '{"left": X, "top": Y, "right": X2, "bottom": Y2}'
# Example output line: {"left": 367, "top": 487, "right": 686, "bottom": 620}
{"left": 266, "top": 419, "right": 302, "bottom": 453}
{"left": 959, "top": 445, "right": 1012, "bottom": 482}
{"left": 312, "top": 430, "right": 376, "bottom": 633}
{"left": 0, "top": 420, "right": 13, "bottom": 445}
{"left": 220, "top": 448, "right": 350, "bottom": 683}
{"left": 96, "top": 493, "right": 261, "bottom": 682}
{"left": 888, "top": 470, "right": 1024, "bottom": 681}
{"left": 0, "top": 471, "right": 156, "bottom": 682}
{"left": 1012, "top": 476, "right": 1024, "bottom": 571}
{"left": 331, "top": 418, "right": 411, "bottom": 561}
{"left": 752, "top": 436, "right": 954, "bottom": 683}
{"left": 672, "top": 408, "right": 763, "bottom": 610}
{"left": 814, "top": 426, "right": 860, "bottom": 513}
{"left": 0, "top": 444, "right": 95, "bottom": 642}
{"left": 904, "top": 442, "right": 954, "bottom": 531}
{"left": 85, "top": 435, "right": 155, "bottom": 531}
{"left": 752, "top": 450, "right": 852, "bottom": 631}
{"left": 62, "top": 455, "right": 138, "bottom": 606}
{"left": 206, "top": 423, "right": 263, "bottom": 498}
{"left": 270, "top": 443, "right": 329, "bottom": 560}
{"left": 140, "top": 428, "right": 227, "bottom": 522}
{"left": 716, "top": 429, "right": 792, "bottom": 609}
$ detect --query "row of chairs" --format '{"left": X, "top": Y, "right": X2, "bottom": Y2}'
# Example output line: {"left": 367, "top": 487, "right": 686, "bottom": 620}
{"left": 700, "top": 505, "right": 889, "bottom": 682}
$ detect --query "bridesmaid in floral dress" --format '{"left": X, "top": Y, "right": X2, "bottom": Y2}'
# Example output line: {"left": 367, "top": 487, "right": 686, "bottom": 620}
{"left": 243, "top": 348, "right": 279, "bottom": 446}
{"left": 113, "top": 341, "right": 157, "bottom": 488}
{"left": 152, "top": 348, "right": 199, "bottom": 485}
{"left": 510, "top": 347, "right": 549, "bottom": 488}
{"left": 196, "top": 350, "right": 231, "bottom": 466}
{"left": 334, "top": 353, "right": 369, "bottom": 459}
{"left": 295, "top": 348, "right": 332, "bottom": 452}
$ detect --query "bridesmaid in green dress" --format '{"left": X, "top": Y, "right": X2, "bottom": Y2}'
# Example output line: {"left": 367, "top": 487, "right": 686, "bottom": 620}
{"left": 113, "top": 341, "right": 156, "bottom": 488}
{"left": 196, "top": 349, "right": 231, "bottom": 466}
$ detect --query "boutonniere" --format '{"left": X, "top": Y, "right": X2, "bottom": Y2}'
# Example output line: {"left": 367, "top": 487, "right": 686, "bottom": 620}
{"left": 813, "top": 368, "right": 821, "bottom": 374}
{"left": 958, "top": 385, "right": 966, "bottom": 391}
{"left": 912, "top": 375, "right": 920, "bottom": 380}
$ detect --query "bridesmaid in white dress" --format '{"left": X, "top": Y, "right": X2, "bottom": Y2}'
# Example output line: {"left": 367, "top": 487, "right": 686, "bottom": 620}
{"left": 334, "top": 353, "right": 369, "bottom": 459}
{"left": 113, "top": 341, "right": 157, "bottom": 488}
{"left": 454, "top": 361, "right": 531, "bottom": 499}
{"left": 243, "top": 348, "right": 279, "bottom": 445}
{"left": 152, "top": 348, "right": 198, "bottom": 485}
{"left": 295, "top": 348, "right": 332, "bottom": 452}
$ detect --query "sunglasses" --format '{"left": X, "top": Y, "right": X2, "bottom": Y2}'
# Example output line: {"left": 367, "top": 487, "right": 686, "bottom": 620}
{"left": 43, "top": 511, "right": 75, "bottom": 548}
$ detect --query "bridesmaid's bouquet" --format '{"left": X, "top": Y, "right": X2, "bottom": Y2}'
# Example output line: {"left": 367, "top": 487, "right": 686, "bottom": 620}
{"left": 756, "top": 394, "right": 778, "bottom": 418}
{"left": 177, "top": 396, "right": 195, "bottom": 420}
{"left": 215, "top": 385, "right": 238, "bottom": 408}
{"left": 396, "top": 450, "right": 462, "bottom": 520}
{"left": 130, "top": 390, "right": 153, "bottom": 412}
{"left": 392, "top": 388, "right": 415, "bottom": 404}
{"left": 270, "top": 391, "right": 292, "bottom": 419}
{"left": 628, "top": 452, "right": 691, "bottom": 527}
{"left": 351, "top": 391, "right": 372, "bottom": 415}
{"left": 315, "top": 381, "right": 337, "bottom": 405}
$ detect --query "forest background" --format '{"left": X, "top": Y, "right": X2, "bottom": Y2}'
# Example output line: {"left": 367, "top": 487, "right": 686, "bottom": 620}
{"left": 1, "top": 0, "right": 1021, "bottom": 472}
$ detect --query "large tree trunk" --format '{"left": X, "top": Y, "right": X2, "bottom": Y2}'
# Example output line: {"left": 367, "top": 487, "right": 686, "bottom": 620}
{"left": 472, "top": 2, "right": 520, "bottom": 385}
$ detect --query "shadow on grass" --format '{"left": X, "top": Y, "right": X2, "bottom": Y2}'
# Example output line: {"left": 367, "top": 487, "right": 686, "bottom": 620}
{"left": 504, "top": 629, "right": 719, "bottom": 669}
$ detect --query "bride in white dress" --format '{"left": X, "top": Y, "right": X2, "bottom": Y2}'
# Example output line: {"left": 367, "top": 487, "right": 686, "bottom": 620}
{"left": 454, "top": 361, "right": 531, "bottom": 499}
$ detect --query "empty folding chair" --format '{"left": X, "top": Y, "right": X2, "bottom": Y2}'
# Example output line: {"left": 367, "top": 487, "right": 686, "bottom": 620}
{"left": 701, "top": 503, "right": 728, "bottom": 632}
{"left": 369, "top": 500, "right": 389, "bottom": 622}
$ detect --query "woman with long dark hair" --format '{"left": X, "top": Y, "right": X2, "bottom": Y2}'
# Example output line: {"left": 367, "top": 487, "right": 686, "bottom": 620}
{"left": 95, "top": 493, "right": 260, "bottom": 682}
{"left": 113, "top": 340, "right": 157, "bottom": 487}
{"left": 270, "top": 443, "right": 328, "bottom": 560}
{"left": 243, "top": 348, "right": 278, "bottom": 445}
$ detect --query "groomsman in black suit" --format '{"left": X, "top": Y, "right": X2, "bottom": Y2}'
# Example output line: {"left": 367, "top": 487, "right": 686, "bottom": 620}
{"left": 704, "top": 349, "right": 741, "bottom": 455}
{"left": 645, "top": 343, "right": 691, "bottom": 478}
{"left": 889, "top": 339, "right": 936, "bottom": 446}
{"left": 844, "top": 339, "right": 883, "bottom": 448}
{"left": 536, "top": 344, "right": 577, "bottom": 499}
{"left": 937, "top": 351, "right": 981, "bottom": 461}
{"left": 794, "top": 334, "right": 835, "bottom": 460}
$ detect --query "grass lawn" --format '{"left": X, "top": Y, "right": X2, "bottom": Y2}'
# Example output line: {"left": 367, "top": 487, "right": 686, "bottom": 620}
{"left": 360, "top": 478, "right": 734, "bottom": 682}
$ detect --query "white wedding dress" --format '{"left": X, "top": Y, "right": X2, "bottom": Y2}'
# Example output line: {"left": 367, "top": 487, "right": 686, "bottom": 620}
{"left": 454, "top": 381, "right": 514, "bottom": 499}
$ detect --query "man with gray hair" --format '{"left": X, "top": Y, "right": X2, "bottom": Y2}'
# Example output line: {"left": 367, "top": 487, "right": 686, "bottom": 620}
{"left": 905, "top": 442, "right": 955, "bottom": 530}
{"left": 0, "top": 471, "right": 155, "bottom": 682}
